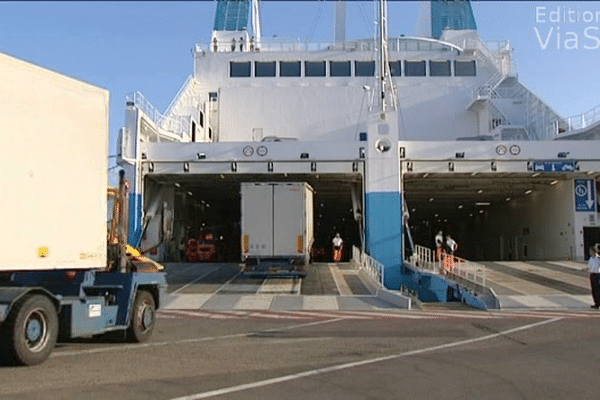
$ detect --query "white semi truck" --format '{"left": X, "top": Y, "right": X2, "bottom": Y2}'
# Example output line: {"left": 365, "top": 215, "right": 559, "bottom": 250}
{"left": 241, "top": 182, "right": 314, "bottom": 277}
{"left": 0, "top": 51, "right": 166, "bottom": 365}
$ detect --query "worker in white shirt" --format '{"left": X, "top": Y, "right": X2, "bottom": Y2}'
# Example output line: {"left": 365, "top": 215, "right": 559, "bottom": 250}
{"left": 435, "top": 231, "right": 444, "bottom": 260}
{"left": 445, "top": 235, "right": 458, "bottom": 255}
{"left": 587, "top": 244, "right": 600, "bottom": 309}
{"left": 332, "top": 233, "right": 343, "bottom": 262}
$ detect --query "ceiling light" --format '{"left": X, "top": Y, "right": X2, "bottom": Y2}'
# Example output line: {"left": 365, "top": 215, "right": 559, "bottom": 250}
{"left": 429, "top": 197, "right": 434, "bottom": 202}
{"left": 423, "top": 173, "right": 429, "bottom": 178}
{"left": 174, "top": 183, "right": 181, "bottom": 188}
{"left": 477, "top": 189, "right": 483, "bottom": 194}
{"left": 457, "top": 205, "right": 463, "bottom": 209}
{"left": 475, "top": 202, "right": 490, "bottom": 206}
{"left": 525, "top": 189, "right": 533, "bottom": 194}
{"left": 550, "top": 180, "right": 558, "bottom": 185}
{"left": 505, "top": 197, "right": 511, "bottom": 201}
{"left": 187, "top": 191, "right": 193, "bottom": 196}
{"left": 479, "top": 210, "right": 485, "bottom": 214}
{"left": 532, "top": 173, "right": 540, "bottom": 177}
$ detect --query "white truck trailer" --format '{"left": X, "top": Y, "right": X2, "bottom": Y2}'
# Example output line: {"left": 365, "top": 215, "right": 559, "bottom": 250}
{"left": 241, "top": 182, "right": 314, "bottom": 277}
{"left": 0, "top": 51, "right": 166, "bottom": 365}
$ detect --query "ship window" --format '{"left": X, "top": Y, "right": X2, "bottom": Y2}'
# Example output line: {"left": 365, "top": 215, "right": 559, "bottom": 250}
{"left": 455, "top": 60, "right": 476, "bottom": 76}
{"left": 230, "top": 62, "right": 251, "bottom": 77}
{"left": 280, "top": 61, "right": 301, "bottom": 77}
{"left": 389, "top": 61, "right": 401, "bottom": 77}
{"left": 255, "top": 61, "right": 276, "bottom": 77}
{"left": 355, "top": 61, "right": 375, "bottom": 77}
{"left": 404, "top": 60, "right": 426, "bottom": 76}
{"left": 305, "top": 61, "right": 326, "bottom": 77}
{"left": 429, "top": 60, "right": 451, "bottom": 76}
{"left": 330, "top": 61, "right": 351, "bottom": 77}
{"left": 199, "top": 110, "right": 204, "bottom": 128}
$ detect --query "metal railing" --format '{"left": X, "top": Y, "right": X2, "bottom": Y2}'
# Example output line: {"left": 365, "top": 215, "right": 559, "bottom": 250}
{"left": 353, "top": 246, "right": 385, "bottom": 287}
{"left": 564, "top": 104, "right": 600, "bottom": 132}
{"left": 410, "top": 244, "right": 486, "bottom": 288}
{"left": 196, "top": 36, "right": 461, "bottom": 54}
{"left": 126, "top": 92, "right": 190, "bottom": 139}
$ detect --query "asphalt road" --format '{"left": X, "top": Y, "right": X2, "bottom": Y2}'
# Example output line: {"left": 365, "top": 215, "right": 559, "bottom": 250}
{"left": 2, "top": 309, "right": 600, "bottom": 400}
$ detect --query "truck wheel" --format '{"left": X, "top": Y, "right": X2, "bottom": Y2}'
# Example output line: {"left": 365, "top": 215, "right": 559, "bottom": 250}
{"left": 127, "top": 290, "right": 156, "bottom": 343}
{"left": 3, "top": 295, "right": 58, "bottom": 366}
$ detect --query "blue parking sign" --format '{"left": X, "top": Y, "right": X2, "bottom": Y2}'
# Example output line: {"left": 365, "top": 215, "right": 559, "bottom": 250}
{"left": 574, "top": 179, "right": 596, "bottom": 212}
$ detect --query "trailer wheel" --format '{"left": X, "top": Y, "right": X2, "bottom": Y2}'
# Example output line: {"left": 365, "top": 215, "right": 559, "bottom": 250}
{"left": 3, "top": 295, "right": 58, "bottom": 366}
{"left": 127, "top": 290, "right": 156, "bottom": 343}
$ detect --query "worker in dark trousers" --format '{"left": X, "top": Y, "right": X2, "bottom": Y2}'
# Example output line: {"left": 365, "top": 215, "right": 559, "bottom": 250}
{"left": 587, "top": 244, "right": 600, "bottom": 309}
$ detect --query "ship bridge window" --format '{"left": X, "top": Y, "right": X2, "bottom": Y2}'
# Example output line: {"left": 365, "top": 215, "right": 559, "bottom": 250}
{"left": 305, "top": 61, "right": 326, "bottom": 77}
{"left": 454, "top": 60, "right": 476, "bottom": 76}
{"left": 429, "top": 60, "right": 451, "bottom": 77}
{"left": 230, "top": 62, "right": 251, "bottom": 77}
{"left": 330, "top": 61, "right": 351, "bottom": 77}
{"left": 255, "top": 61, "right": 276, "bottom": 77}
{"left": 355, "top": 61, "right": 375, "bottom": 77}
{"left": 280, "top": 61, "right": 301, "bottom": 77}
{"left": 389, "top": 61, "right": 401, "bottom": 77}
{"left": 404, "top": 60, "right": 426, "bottom": 76}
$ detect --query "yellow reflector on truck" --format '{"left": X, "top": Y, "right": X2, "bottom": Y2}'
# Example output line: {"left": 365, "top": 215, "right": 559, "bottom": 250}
{"left": 297, "top": 236, "right": 303, "bottom": 253}
{"left": 243, "top": 235, "right": 249, "bottom": 253}
{"left": 37, "top": 246, "right": 49, "bottom": 258}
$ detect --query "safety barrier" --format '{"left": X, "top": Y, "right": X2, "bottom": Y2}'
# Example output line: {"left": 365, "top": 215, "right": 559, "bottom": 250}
{"left": 125, "top": 92, "right": 190, "bottom": 139}
{"left": 352, "top": 246, "right": 384, "bottom": 287}
{"left": 410, "top": 244, "right": 486, "bottom": 288}
{"left": 565, "top": 104, "right": 600, "bottom": 132}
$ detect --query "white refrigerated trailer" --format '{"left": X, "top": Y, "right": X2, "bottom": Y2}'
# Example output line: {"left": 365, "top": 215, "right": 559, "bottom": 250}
{"left": 241, "top": 182, "right": 314, "bottom": 277}
{"left": 0, "top": 51, "right": 166, "bottom": 366}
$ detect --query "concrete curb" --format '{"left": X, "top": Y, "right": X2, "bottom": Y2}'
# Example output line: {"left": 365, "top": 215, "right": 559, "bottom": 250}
{"left": 358, "top": 267, "right": 411, "bottom": 309}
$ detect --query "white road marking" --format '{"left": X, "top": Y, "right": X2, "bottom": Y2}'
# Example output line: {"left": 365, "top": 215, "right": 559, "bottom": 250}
{"left": 329, "top": 264, "right": 353, "bottom": 295}
{"left": 169, "top": 317, "right": 563, "bottom": 400}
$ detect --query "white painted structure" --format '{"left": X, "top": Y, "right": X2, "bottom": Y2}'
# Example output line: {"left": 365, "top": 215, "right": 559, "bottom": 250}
{"left": 118, "top": 1, "right": 600, "bottom": 289}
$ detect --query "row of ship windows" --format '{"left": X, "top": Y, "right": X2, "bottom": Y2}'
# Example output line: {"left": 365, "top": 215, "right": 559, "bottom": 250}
{"left": 230, "top": 60, "right": 476, "bottom": 78}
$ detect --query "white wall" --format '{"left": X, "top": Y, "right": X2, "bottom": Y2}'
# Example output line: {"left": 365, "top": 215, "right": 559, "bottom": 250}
{"left": 478, "top": 180, "right": 575, "bottom": 260}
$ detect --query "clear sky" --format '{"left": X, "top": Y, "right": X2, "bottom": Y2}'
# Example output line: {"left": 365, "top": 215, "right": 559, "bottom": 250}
{"left": 1, "top": 1, "right": 598, "bottom": 182}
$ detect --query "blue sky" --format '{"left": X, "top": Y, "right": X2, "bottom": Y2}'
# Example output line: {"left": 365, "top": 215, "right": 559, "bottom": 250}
{"left": 1, "top": 1, "right": 598, "bottom": 180}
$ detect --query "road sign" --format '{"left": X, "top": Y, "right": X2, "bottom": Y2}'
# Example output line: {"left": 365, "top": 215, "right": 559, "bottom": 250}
{"left": 574, "top": 178, "right": 596, "bottom": 212}
{"left": 531, "top": 161, "right": 576, "bottom": 172}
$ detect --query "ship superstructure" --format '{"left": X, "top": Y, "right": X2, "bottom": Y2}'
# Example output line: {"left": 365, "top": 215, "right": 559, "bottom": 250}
{"left": 119, "top": 0, "right": 600, "bottom": 296}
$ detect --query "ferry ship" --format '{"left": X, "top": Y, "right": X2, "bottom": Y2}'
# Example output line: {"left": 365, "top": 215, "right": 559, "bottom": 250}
{"left": 118, "top": 0, "right": 600, "bottom": 306}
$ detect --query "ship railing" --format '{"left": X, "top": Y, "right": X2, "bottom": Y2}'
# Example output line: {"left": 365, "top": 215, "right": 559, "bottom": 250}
{"left": 564, "top": 104, "right": 600, "bottom": 132}
{"left": 126, "top": 92, "right": 190, "bottom": 139}
{"left": 410, "top": 245, "right": 486, "bottom": 288}
{"left": 195, "top": 36, "right": 462, "bottom": 54}
{"left": 353, "top": 246, "right": 384, "bottom": 287}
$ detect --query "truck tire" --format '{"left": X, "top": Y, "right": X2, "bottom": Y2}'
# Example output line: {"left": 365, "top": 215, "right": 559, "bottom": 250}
{"left": 127, "top": 290, "right": 156, "bottom": 343}
{"left": 2, "top": 294, "right": 58, "bottom": 366}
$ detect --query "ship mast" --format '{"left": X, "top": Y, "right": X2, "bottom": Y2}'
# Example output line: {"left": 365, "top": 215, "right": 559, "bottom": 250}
{"left": 376, "top": 0, "right": 397, "bottom": 112}
{"left": 252, "top": 0, "right": 261, "bottom": 46}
